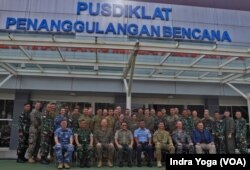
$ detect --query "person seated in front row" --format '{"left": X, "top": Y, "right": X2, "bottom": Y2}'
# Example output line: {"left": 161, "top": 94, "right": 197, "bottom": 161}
{"left": 54, "top": 119, "right": 74, "bottom": 169}
{"left": 153, "top": 122, "right": 175, "bottom": 168}
{"left": 172, "top": 121, "right": 194, "bottom": 154}
{"left": 94, "top": 118, "right": 114, "bottom": 168}
{"left": 134, "top": 120, "right": 153, "bottom": 167}
{"left": 74, "top": 120, "right": 93, "bottom": 168}
{"left": 115, "top": 121, "right": 133, "bottom": 167}
{"left": 192, "top": 122, "right": 216, "bottom": 154}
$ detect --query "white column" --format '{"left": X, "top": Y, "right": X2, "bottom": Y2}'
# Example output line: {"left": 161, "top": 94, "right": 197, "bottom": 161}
{"left": 123, "top": 79, "right": 131, "bottom": 111}
{"left": 126, "top": 94, "right": 131, "bottom": 111}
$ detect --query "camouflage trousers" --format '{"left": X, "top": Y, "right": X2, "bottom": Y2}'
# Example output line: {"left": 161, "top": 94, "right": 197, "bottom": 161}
{"left": 176, "top": 144, "right": 194, "bottom": 154}
{"left": 40, "top": 132, "right": 51, "bottom": 158}
{"left": 214, "top": 136, "right": 226, "bottom": 154}
{"left": 76, "top": 144, "right": 93, "bottom": 161}
{"left": 54, "top": 144, "right": 74, "bottom": 163}
{"left": 27, "top": 126, "right": 41, "bottom": 159}
{"left": 236, "top": 137, "right": 248, "bottom": 154}
{"left": 17, "top": 133, "right": 29, "bottom": 158}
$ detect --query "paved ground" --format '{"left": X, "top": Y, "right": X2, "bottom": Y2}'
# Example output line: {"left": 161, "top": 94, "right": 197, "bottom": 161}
{"left": 0, "top": 160, "right": 161, "bottom": 170}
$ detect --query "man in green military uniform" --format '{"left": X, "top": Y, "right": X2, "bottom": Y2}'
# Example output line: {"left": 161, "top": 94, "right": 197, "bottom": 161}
{"left": 224, "top": 110, "right": 235, "bottom": 154}
{"left": 165, "top": 108, "right": 179, "bottom": 134}
{"left": 212, "top": 112, "right": 226, "bottom": 154}
{"left": 79, "top": 107, "right": 93, "bottom": 131}
{"left": 75, "top": 120, "right": 94, "bottom": 167}
{"left": 201, "top": 109, "right": 214, "bottom": 133}
{"left": 153, "top": 122, "right": 175, "bottom": 168}
{"left": 180, "top": 109, "right": 194, "bottom": 137}
{"left": 27, "top": 101, "right": 42, "bottom": 163}
{"left": 235, "top": 111, "right": 248, "bottom": 154}
{"left": 94, "top": 118, "right": 114, "bottom": 168}
{"left": 115, "top": 121, "right": 133, "bottom": 167}
{"left": 92, "top": 109, "right": 103, "bottom": 133}
{"left": 40, "top": 103, "right": 54, "bottom": 164}
{"left": 17, "top": 103, "right": 31, "bottom": 163}
{"left": 106, "top": 108, "right": 115, "bottom": 131}
{"left": 68, "top": 108, "right": 80, "bottom": 133}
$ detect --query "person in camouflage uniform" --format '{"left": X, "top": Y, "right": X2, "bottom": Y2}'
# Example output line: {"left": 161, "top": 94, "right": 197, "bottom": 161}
{"left": 68, "top": 108, "right": 80, "bottom": 133}
{"left": 17, "top": 103, "right": 31, "bottom": 163}
{"left": 180, "top": 109, "right": 194, "bottom": 137}
{"left": 27, "top": 101, "right": 42, "bottom": 163}
{"left": 92, "top": 109, "right": 103, "bottom": 133}
{"left": 114, "top": 114, "right": 125, "bottom": 132}
{"left": 212, "top": 112, "right": 226, "bottom": 154}
{"left": 153, "top": 122, "right": 175, "bottom": 168}
{"left": 128, "top": 114, "right": 138, "bottom": 134}
{"left": 40, "top": 103, "right": 54, "bottom": 164}
{"left": 192, "top": 110, "right": 201, "bottom": 128}
{"left": 235, "top": 111, "right": 248, "bottom": 154}
{"left": 94, "top": 118, "right": 114, "bottom": 168}
{"left": 79, "top": 107, "right": 93, "bottom": 131}
{"left": 165, "top": 108, "right": 179, "bottom": 134}
{"left": 115, "top": 121, "right": 133, "bottom": 167}
{"left": 172, "top": 121, "right": 194, "bottom": 154}
{"left": 74, "top": 120, "right": 93, "bottom": 167}
{"left": 201, "top": 109, "right": 214, "bottom": 133}
{"left": 106, "top": 108, "right": 115, "bottom": 131}
{"left": 136, "top": 108, "right": 144, "bottom": 122}
{"left": 144, "top": 108, "right": 155, "bottom": 134}
{"left": 124, "top": 109, "right": 131, "bottom": 124}
{"left": 154, "top": 111, "right": 165, "bottom": 131}
{"left": 224, "top": 110, "right": 235, "bottom": 154}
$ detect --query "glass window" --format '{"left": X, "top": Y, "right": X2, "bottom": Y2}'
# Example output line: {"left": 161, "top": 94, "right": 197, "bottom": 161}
{"left": 0, "top": 120, "right": 12, "bottom": 147}
{"left": 0, "top": 100, "right": 14, "bottom": 148}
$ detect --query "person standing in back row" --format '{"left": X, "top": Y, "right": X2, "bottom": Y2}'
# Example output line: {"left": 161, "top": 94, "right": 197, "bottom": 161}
{"left": 27, "top": 101, "right": 42, "bottom": 163}
{"left": 17, "top": 103, "right": 31, "bottom": 163}
{"left": 224, "top": 110, "right": 235, "bottom": 154}
{"left": 235, "top": 111, "right": 248, "bottom": 154}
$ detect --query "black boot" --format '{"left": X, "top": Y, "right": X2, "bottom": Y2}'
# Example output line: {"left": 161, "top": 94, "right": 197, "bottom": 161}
{"left": 119, "top": 161, "right": 123, "bottom": 167}
{"left": 80, "top": 160, "right": 84, "bottom": 168}
{"left": 40, "top": 157, "right": 50, "bottom": 164}
{"left": 17, "top": 157, "right": 25, "bottom": 163}
{"left": 147, "top": 161, "right": 152, "bottom": 167}
{"left": 128, "top": 161, "right": 132, "bottom": 167}
{"left": 17, "top": 154, "right": 26, "bottom": 163}
{"left": 85, "top": 159, "right": 90, "bottom": 168}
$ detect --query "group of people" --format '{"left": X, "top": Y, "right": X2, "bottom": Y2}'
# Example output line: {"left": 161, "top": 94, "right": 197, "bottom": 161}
{"left": 17, "top": 101, "right": 249, "bottom": 169}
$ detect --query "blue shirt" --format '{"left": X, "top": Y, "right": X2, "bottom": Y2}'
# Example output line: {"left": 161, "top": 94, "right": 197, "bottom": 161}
{"left": 192, "top": 129, "right": 213, "bottom": 144}
{"left": 134, "top": 128, "right": 151, "bottom": 142}
{"left": 55, "top": 128, "right": 73, "bottom": 145}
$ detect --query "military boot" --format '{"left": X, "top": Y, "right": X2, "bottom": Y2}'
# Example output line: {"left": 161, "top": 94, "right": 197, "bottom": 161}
{"left": 107, "top": 160, "right": 113, "bottom": 167}
{"left": 40, "top": 156, "right": 50, "bottom": 164}
{"left": 80, "top": 160, "right": 84, "bottom": 168}
{"left": 28, "top": 157, "right": 35, "bottom": 163}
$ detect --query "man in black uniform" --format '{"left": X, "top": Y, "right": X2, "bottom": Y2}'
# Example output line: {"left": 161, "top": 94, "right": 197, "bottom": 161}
{"left": 17, "top": 103, "right": 31, "bottom": 163}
